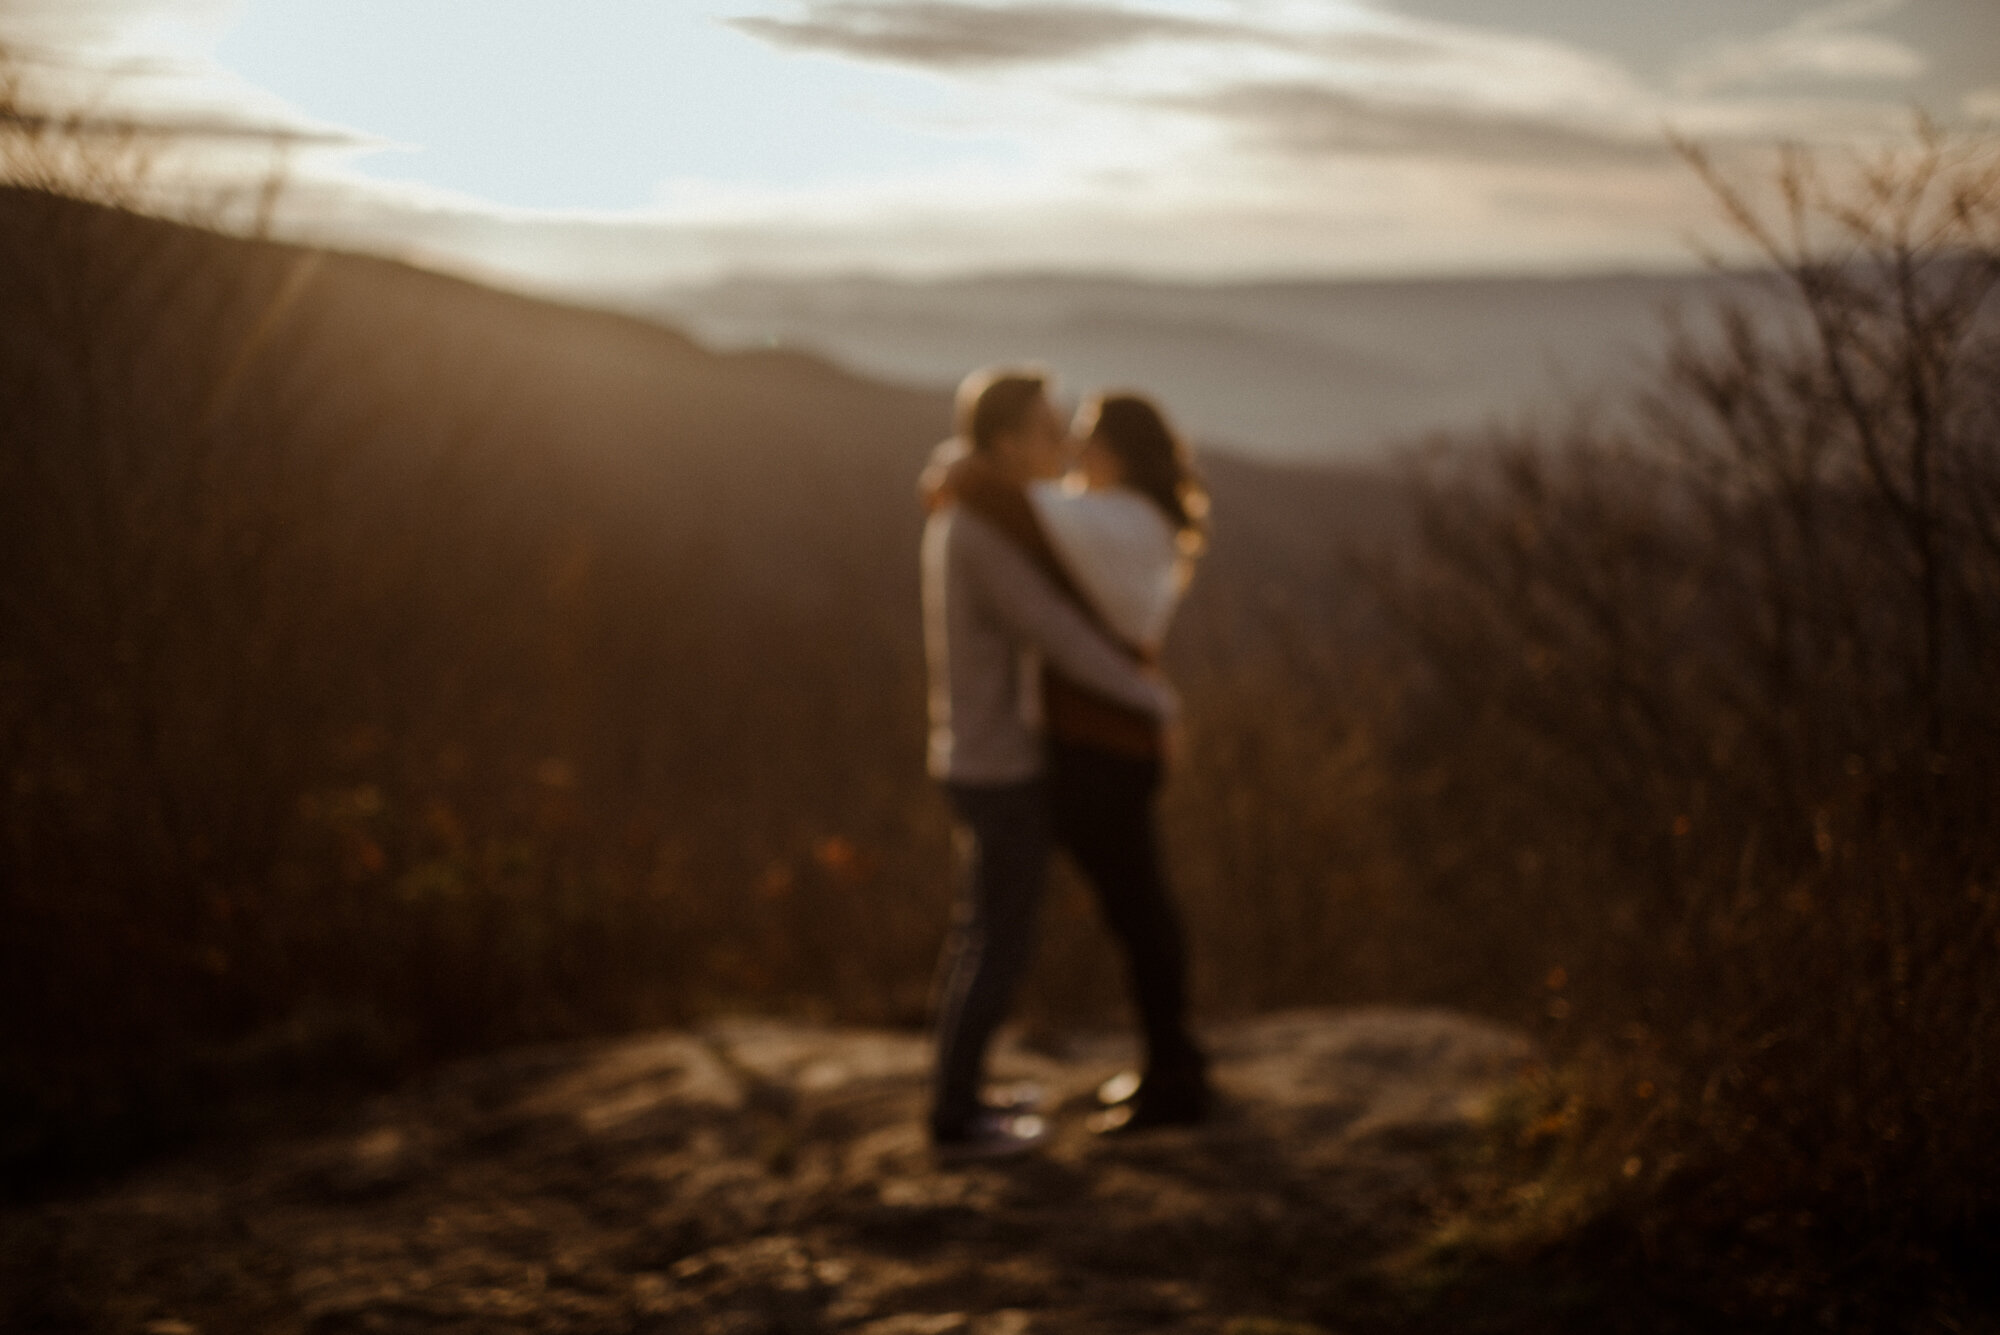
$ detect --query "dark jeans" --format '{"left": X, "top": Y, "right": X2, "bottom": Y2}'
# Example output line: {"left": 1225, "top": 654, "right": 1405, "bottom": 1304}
{"left": 931, "top": 778, "right": 1052, "bottom": 1137}
{"left": 1045, "top": 740, "right": 1204, "bottom": 1080}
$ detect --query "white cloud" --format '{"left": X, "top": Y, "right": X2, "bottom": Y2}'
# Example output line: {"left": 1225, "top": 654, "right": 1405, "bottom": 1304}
{"left": 3, "top": 0, "right": 1971, "bottom": 286}
{"left": 0, "top": 0, "right": 371, "bottom": 214}
{"left": 1674, "top": 0, "right": 1923, "bottom": 94}
{"left": 726, "top": 1, "right": 1259, "bottom": 68}
{"left": 1, "top": 0, "right": 314, "bottom": 130}
{"left": 259, "top": 1, "right": 1934, "bottom": 285}
{"left": 0, "top": 0, "right": 240, "bottom": 60}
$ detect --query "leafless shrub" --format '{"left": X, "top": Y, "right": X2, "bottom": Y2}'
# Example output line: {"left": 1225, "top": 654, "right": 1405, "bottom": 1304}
{"left": 1382, "top": 127, "right": 2000, "bottom": 1291}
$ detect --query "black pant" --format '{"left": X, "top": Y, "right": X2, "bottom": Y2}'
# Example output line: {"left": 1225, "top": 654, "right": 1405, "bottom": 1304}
{"left": 931, "top": 779, "right": 1053, "bottom": 1137}
{"left": 1045, "top": 740, "right": 1204, "bottom": 1079}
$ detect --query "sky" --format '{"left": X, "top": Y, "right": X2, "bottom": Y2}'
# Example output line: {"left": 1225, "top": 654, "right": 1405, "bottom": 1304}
{"left": 2, "top": 0, "right": 1997, "bottom": 288}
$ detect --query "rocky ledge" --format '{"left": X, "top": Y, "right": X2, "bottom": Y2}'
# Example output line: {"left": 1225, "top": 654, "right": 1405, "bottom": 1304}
{"left": 5, "top": 1008, "right": 1531, "bottom": 1334}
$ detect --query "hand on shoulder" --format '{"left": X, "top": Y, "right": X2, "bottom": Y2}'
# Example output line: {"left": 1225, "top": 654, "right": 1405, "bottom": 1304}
{"left": 920, "top": 438, "right": 1016, "bottom": 515}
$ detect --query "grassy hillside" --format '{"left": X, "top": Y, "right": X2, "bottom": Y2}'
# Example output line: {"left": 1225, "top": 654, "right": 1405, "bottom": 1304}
{"left": 0, "top": 185, "right": 1414, "bottom": 1185}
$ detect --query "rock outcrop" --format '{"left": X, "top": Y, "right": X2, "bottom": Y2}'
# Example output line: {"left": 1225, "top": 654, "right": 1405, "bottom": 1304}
{"left": 5, "top": 1009, "right": 1531, "bottom": 1333}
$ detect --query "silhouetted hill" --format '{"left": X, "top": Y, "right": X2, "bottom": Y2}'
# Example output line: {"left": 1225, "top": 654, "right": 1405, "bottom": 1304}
{"left": 0, "top": 188, "right": 1410, "bottom": 1185}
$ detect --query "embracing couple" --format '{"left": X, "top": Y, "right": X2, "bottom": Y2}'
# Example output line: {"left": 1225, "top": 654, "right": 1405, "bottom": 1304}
{"left": 920, "top": 365, "right": 1211, "bottom": 1161}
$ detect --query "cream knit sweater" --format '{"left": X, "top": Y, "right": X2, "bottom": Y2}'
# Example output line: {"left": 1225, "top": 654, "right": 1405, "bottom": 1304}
{"left": 1027, "top": 479, "right": 1189, "bottom": 655}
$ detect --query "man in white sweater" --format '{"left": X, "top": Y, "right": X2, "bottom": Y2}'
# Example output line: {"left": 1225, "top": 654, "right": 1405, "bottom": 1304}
{"left": 922, "top": 367, "right": 1176, "bottom": 1160}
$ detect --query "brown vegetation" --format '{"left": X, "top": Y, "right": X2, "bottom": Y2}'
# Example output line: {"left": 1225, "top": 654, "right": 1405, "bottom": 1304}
{"left": 0, "top": 172, "right": 950, "bottom": 1179}
{"left": 0, "top": 165, "right": 1387, "bottom": 1189}
{"left": 1375, "top": 130, "right": 2000, "bottom": 1315}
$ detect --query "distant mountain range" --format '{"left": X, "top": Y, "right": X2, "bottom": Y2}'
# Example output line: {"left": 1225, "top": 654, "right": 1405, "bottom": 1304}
{"left": 621, "top": 268, "right": 1773, "bottom": 463}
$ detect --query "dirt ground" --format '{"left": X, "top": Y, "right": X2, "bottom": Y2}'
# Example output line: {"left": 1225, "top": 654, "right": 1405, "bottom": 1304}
{"left": 2, "top": 1008, "right": 1534, "bottom": 1334}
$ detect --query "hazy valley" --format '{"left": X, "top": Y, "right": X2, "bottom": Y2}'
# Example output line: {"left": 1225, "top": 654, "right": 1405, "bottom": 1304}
{"left": 626, "top": 268, "right": 1763, "bottom": 463}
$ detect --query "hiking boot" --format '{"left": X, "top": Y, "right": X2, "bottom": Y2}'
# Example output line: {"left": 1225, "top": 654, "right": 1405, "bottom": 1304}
{"left": 1095, "top": 1069, "right": 1144, "bottom": 1108}
{"left": 982, "top": 1081, "right": 1044, "bottom": 1114}
{"left": 1089, "top": 1065, "right": 1211, "bottom": 1135}
{"left": 932, "top": 1110, "right": 1051, "bottom": 1163}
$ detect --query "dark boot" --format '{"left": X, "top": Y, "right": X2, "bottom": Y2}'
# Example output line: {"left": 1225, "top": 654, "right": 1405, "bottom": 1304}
{"left": 1090, "top": 1055, "right": 1210, "bottom": 1133}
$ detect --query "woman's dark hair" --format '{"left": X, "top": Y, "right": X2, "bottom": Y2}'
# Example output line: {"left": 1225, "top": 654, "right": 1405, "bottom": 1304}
{"left": 1081, "top": 392, "right": 1208, "bottom": 549}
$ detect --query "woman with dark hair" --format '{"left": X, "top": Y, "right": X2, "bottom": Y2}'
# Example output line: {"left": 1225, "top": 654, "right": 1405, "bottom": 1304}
{"left": 1028, "top": 392, "right": 1212, "bottom": 1131}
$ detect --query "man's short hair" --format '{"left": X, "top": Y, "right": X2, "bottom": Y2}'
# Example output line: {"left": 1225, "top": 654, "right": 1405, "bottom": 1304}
{"left": 955, "top": 366, "right": 1048, "bottom": 455}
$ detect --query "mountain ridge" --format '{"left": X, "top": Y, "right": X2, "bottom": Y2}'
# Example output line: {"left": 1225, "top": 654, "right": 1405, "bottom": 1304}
{"left": 621, "top": 266, "right": 1768, "bottom": 461}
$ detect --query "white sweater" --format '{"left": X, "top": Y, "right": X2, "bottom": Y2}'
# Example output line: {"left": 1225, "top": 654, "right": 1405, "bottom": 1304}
{"left": 1027, "top": 479, "right": 1189, "bottom": 655}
